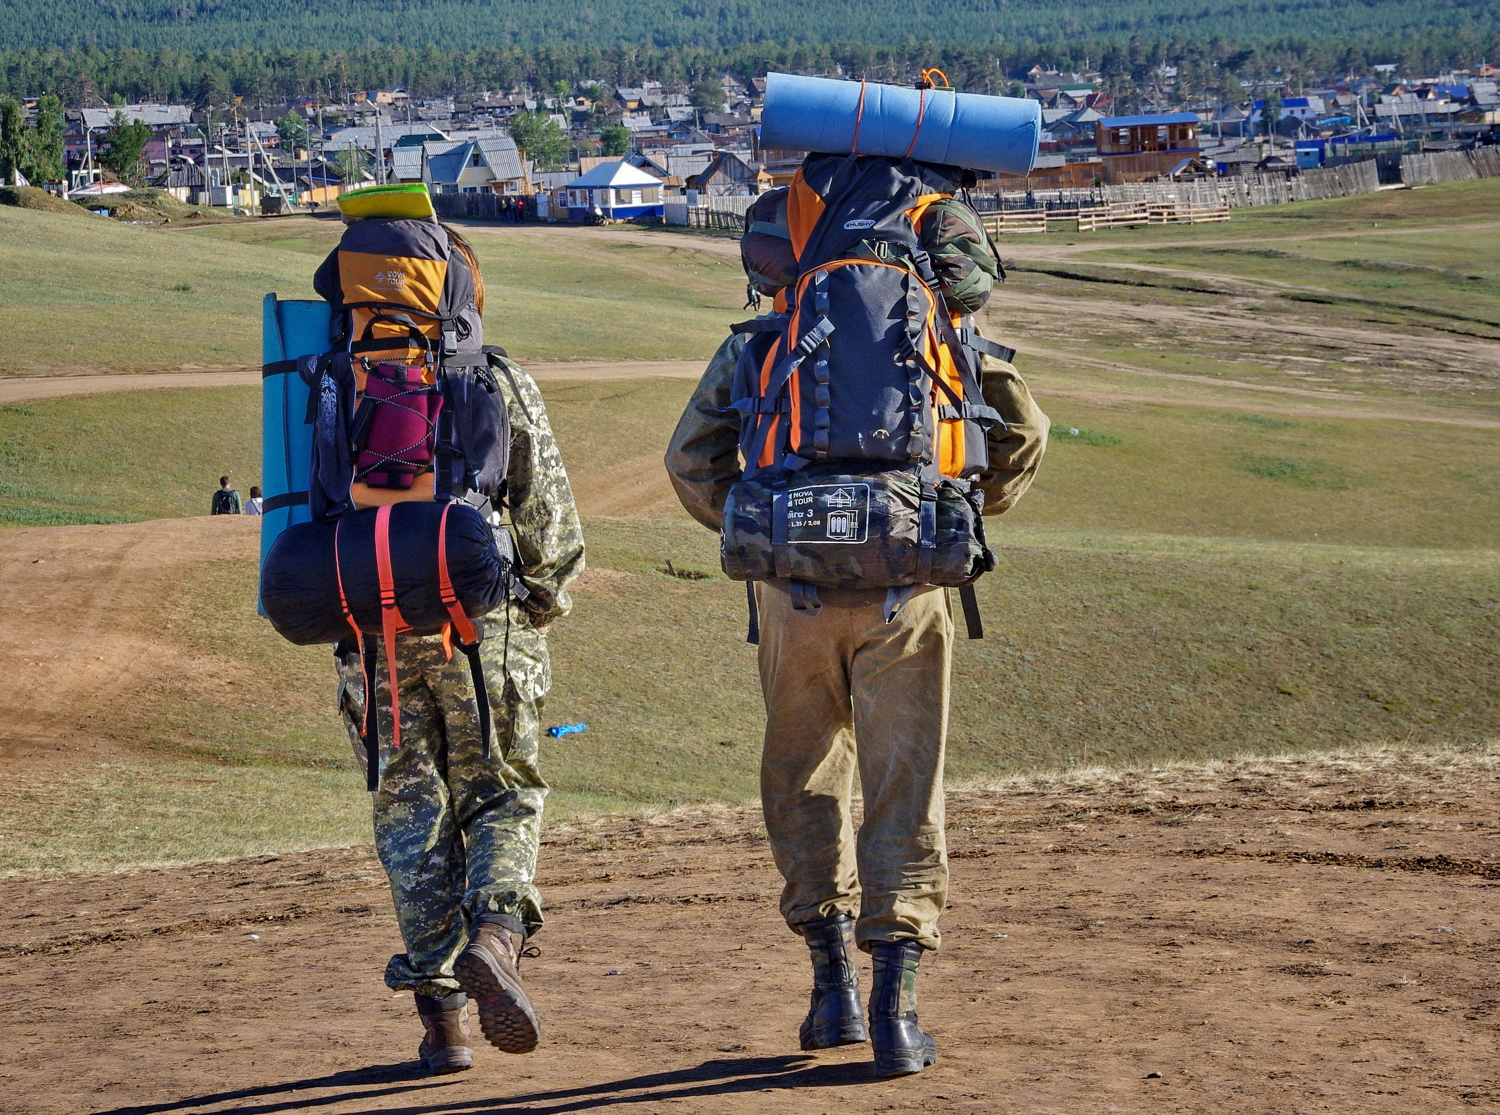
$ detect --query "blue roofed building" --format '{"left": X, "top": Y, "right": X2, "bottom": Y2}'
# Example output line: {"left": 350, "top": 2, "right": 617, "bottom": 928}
{"left": 1094, "top": 112, "right": 1203, "bottom": 183}
{"left": 561, "top": 160, "right": 665, "bottom": 221}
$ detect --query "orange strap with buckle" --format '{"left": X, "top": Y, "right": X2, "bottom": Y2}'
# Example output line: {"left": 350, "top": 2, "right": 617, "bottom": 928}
{"left": 436, "top": 502, "right": 480, "bottom": 649}
{"left": 373, "top": 504, "right": 409, "bottom": 750}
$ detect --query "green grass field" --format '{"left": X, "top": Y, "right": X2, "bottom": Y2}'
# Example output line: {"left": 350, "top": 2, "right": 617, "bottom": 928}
{"left": 1, "top": 180, "right": 1497, "bottom": 877}
{"left": 0, "top": 208, "right": 744, "bottom": 373}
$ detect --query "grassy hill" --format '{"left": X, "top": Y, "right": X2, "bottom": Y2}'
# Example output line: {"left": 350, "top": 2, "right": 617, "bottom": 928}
{"left": 3, "top": 0, "right": 1495, "bottom": 51}
{"left": 1, "top": 181, "right": 1497, "bottom": 877}
{"left": 0, "top": 209, "right": 742, "bottom": 375}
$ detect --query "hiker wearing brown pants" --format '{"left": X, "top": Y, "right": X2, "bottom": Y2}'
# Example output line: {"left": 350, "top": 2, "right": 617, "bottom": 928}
{"left": 666, "top": 333, "right": 1048, "bottom": 1074}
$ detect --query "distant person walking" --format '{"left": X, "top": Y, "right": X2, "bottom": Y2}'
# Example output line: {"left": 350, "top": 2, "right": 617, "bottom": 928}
{"left": 210, "top": 476, "right": 242, "bottom": 515}
{"left": 243, "top": 485, "right": 264, "bottom": 516}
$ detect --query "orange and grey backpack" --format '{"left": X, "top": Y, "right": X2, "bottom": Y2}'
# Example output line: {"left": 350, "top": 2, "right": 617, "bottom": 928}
{"left": 722, "top": 154, "right": 1014, "bottom": 640}
{"left": 261, "top": 188, "right": 526, "bottom": 788}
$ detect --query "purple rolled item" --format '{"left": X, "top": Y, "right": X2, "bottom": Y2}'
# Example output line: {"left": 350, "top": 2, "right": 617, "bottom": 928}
{"left": 759, "top": 72, "right": 1041, "bottom": 177}
{"left": 356, "top": 364, "right": 443, "bottom": 489}
{"left": 547, "top": 723, "right": 588, "bottom": 739}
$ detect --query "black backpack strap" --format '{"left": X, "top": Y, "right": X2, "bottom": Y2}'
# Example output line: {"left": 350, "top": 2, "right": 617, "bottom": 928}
{"left": 789, "top": 579, "right": 822, "bottom": 614}
{"left": 883, "top": 584, "right": 918, "bottom": 624}
{"left": 486, "top": 349, "right": 534, "bottom": 424}
{"left": 957, "top": 583, "right": 984, "bottom": 640}
{"left": 745, "top": 580, "right": 760, "bottom": 645}
{"left": 460, "top": 640, "right": 493, "bottom": 759}
{"left": 361, "top": 637, "right": 381, "bottom": 791}
{"left": 916, "top": 483, "right": 938, "bottom": 585}
{"left": 958, "top": 327, "right": 1016, "bottom": 364}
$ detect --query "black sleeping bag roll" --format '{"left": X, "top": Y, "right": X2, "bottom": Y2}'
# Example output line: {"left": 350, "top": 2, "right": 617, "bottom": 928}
{"left": 261, "top": 501, "right": 513, "bottom": 646}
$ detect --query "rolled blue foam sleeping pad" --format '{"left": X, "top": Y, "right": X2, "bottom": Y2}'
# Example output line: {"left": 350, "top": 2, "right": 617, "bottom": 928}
{"left": 760, "top": 72, "right": 1041, "bottom": 177}
{"left": 260, "top": 294, "right": 331, "bottom": 604}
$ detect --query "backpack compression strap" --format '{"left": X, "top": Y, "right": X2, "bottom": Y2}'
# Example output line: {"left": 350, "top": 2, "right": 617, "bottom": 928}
{"left": 333, "top": 518, "right": 381, "bottom": 791}
{"left": 436, "top": 502, "right": 493, "bottom": 758}
{"left": 374, "top": 505, "right": 410, "bottom": 752}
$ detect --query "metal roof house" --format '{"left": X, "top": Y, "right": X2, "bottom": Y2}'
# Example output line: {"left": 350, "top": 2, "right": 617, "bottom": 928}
{"left": 1094, "top": 112, "right": 1203, "bottom": 183}
{"left": 423, "top": 137, "right": 529, "bottom": 194}
{"left": 561, "top": 160, "right": 665, "bottom": 221}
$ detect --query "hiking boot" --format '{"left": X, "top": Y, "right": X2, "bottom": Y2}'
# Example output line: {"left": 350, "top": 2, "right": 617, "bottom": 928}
{"left": 415, "top": 992, "right": 473, "bottom": 1075}
{"left": 453, "top": 915, "right": 541, "bottom": 1054}
{"left": 797, "top": 913, "right": 868, "bottom": 1050}
{"left": 869, "top": 941, "right": 937, "bottom": 1078}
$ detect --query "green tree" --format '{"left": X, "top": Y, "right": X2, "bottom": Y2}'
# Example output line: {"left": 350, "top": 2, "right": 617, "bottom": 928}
{"left": 690, "top": 75, "right": 724, "bottom": 114}
{"left": 30, "top": 95, "right": 66, "bottom": 183}
{"left": 1261, "top": 91, "right": 1281, "bottom": 138}
{"left": 507, "top": 110, "right": 570, "bottom": 170}
{"left": 333, "top": 145, "right": 368, "bottom": 186}
{"left": 275, "top": 109, "right": 307, "bottom": 150}
{"left": 100, "top": 109, "right": 152, "bottom": 186}
{"left": 0, "top": 96, "right": 23, "bottom": 183}
{"left": 600, "top": 124, "right": 630, "bottom": 156}
{"left": 0, "top": 95, "right": 64, "bottom": 184}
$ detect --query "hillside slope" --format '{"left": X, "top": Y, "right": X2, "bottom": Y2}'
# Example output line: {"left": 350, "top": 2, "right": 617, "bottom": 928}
{"left": 3, "top": 0, "right": 1495, "bottom": 50}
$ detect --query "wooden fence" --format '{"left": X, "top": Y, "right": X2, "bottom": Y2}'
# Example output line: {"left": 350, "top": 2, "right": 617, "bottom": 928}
{"left": 1400, "top": 147, "right": 1500, "bottom": 186}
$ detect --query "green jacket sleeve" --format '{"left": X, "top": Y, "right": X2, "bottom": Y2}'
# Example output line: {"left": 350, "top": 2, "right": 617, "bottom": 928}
{"left": 975, "top": 353, "right": 1049, "bottom": 515}
{"left": 663, "top": 333, "right": 746, "bottom": 533}
{"left": 919, "top": 198, "right": 1000, "bottom": 314}
{"left": 493, "top": 356, "right": 585, "bottom": 623}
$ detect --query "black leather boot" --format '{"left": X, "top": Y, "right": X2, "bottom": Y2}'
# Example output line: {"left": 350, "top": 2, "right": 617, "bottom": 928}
{"left": 797, "top": 913, "right": 868, "bottom": 1050}
{"left": 868, "top": 940, "right": 937, "bottom": 1077}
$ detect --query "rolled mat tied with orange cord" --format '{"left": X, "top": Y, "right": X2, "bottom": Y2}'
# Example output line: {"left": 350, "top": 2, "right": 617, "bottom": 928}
{"left": 759, "top": 71, "right": 1040, "bottom": 176}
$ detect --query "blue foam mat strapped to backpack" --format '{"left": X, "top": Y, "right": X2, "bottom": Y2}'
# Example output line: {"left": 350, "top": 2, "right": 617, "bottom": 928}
{"left": 759, "top": 72, "right": 1040, "bottom": 176}
{"left": 260, "top": 294, "right": 331, "bottom": 596}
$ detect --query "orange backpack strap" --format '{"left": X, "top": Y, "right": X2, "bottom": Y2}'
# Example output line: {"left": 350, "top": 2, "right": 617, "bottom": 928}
{"left": 437, "top": 503, "right": 480, "bottom": 645}
{"left": 334, "top": 519, "right": 380, "bottom": 791}
{"left": 436, "top": 502, "right": 493, "bottom": 757}
{"left": 373, "top": 505, "right": 408, "bottom": 751}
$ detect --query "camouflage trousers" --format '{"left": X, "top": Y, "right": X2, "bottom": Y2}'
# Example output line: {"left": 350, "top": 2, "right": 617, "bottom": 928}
{"left": 336, "top": 606, "right": 550, "bottom": 1000}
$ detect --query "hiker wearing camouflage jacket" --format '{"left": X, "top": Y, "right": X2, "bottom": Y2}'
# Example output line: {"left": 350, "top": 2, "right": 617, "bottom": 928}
{"left": 334, "top": 355, "right": 583, "bottom": 1072}
{"left": 666, "top": 174, "right": 1047, "bottom": 1076}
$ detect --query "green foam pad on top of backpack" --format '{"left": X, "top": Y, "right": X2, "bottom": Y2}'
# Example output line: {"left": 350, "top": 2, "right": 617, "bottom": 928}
{"left": 338, "top": 183, "right": 435, "bottom": 220}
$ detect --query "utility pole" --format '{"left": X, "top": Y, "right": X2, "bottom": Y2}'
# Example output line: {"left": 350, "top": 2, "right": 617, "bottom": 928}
{"left": 375, "top": 112, "right": 386, "bottom": 185}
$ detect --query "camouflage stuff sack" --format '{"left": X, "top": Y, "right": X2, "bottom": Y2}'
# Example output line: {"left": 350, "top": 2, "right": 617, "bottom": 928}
{"left": 721, "top": 153, "right": 1012, "bottom": 633}
{"left": 721, "top": 464, "right": 994, "bottom": 588}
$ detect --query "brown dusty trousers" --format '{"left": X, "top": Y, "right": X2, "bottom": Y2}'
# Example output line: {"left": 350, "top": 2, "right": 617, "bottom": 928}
{"left": 756, "top": 579, "right": 951, "bottom": 952}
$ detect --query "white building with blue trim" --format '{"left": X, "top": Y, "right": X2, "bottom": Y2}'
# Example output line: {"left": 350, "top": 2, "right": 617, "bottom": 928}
{"left": 562, "top": 160, "right": 665, "bottom": 221}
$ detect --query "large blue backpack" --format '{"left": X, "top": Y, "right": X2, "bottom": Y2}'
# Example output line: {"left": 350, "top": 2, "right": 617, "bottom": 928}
{"left": 721, "top": 154, "right": 1013, "bottom": 639}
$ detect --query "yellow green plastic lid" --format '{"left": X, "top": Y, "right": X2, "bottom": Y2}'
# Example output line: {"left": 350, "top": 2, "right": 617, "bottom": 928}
{"left": 337, "top": 183, "right": 436, "bottom": 220}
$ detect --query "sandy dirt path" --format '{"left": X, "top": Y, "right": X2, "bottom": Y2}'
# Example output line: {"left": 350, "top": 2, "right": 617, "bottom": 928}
{"left": 0, "top": 518, "right": 258, "bottom": 767}
{"left": 1, "top": 752, "right": 1496, "bottom": 1114}
{"left": 0, "top": 362, "right": 705, "bottom": 405}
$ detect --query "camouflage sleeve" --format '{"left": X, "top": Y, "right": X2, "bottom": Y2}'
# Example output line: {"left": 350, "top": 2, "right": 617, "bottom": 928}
{"left": 663, "top": 333, "right": 745, "bottom": 533}
{"left": 492, "top": 356, "right": 585, "bottom": 623}
{"left": 919, "top": 198, "right": 1000, "bottom": 314}
{"left": 976, "top": 353, "right": 1049, "bottom": 516}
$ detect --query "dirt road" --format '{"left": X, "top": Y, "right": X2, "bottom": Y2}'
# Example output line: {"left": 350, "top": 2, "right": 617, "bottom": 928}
{"left": 2, "top": 749, "right": 1496, "bottom": 1114}
{"left": 0, "top": 362, "right": 704, "bottom": 405}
